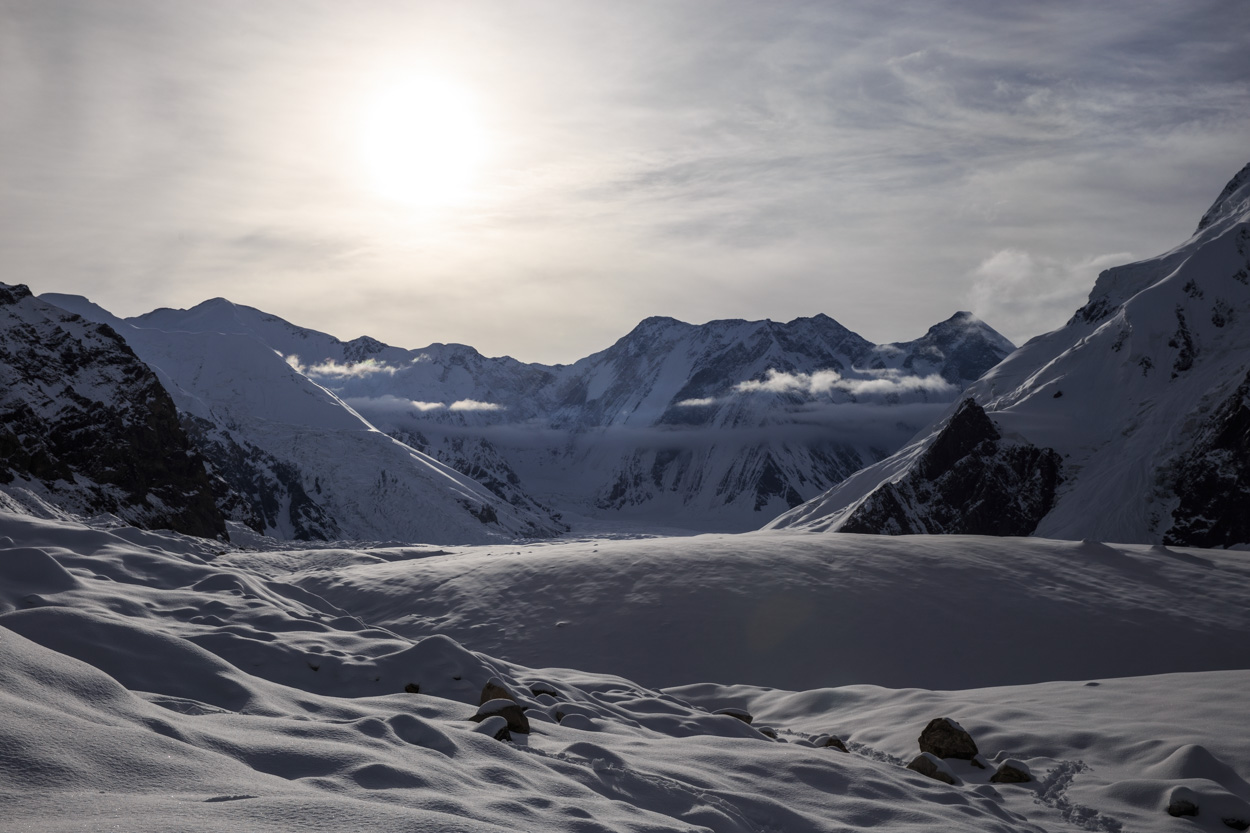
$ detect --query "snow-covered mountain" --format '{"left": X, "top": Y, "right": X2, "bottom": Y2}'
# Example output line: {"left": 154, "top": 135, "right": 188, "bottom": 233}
{"left": 0, "top": 284, "right": 224, "bottom": 537}
{"left": 40, "top": 294, "right": 563, "bottom": 544}
{"left": 96, "top": 299, "right": 1013, "bottom": 532}
{"left": 771, "top": 161, "right": 1250, "bottom": 547}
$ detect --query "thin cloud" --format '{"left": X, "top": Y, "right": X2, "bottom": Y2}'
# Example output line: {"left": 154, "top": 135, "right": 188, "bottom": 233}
{"left": 285, "top": 355, "right": 400, "bottom": 379}
{"left": 734, "top": 368, "right": 955, "bottom": 398}
{"left": 967, "top": 249, "right": 1132, "bottom": 343}
{"left": 449, "top": 399, "right": 505, "bottom": 412}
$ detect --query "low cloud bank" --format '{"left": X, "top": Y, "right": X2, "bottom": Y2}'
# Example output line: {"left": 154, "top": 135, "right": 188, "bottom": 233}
{"left": 676, "top": 368, "right": 956, "bottom": 406}
{"left": 344, "top": 394, "right": 506, "bottom": 415}
{"left": 285, "top": 355, "right": 400, "bottom": 379}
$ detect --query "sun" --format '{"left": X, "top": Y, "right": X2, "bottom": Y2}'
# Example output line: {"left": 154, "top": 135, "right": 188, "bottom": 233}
{"left": 359, "top": 76, "right": 486, "bottom": 208}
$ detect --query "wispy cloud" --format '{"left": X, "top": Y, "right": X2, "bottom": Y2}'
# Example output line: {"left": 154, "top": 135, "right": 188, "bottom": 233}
{"left": 734, "top": 368, "right": 955, "bottom": 398}
{"left": 449, "top": 399, "right": 505, "bottom": 412}
{"left": 967, "top": 249, "right": 1132, "bottom": 342}
{"left": 285, "top": 355, "right": 400, "bottom": 379}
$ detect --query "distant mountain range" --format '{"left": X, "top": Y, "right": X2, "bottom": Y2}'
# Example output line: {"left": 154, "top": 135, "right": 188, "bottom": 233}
{"left": 772, "top": 161, "right": 1250, "bottom": 548}
{"left": 3, "top": 280, "right": 1011, "bottom": 541}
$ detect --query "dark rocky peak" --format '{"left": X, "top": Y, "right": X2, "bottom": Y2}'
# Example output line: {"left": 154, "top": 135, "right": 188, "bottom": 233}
{"left": 916, "top": 399, "right": 1000, "bottom": 481}
{"left": 0, "top": 283, "right": 34, "bottom": 305}
{"left": 0, "top": 283, "right": 225, "bottom": 538}
{"left": 344, "top": 335, "right": 389, "bottom": 361}
{"left": 1196, "top": 161, "right": 1250, "bottom": 234}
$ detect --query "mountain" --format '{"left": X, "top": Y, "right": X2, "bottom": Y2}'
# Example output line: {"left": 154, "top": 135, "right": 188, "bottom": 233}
{"left": 770, "top": 161, "right": 1250, "bottom": 547}
{"left": 0, "top": 284, "right": 223, "bottom": 537}
{"left": 41, "top": 294, "right": 564, "bottom": 544}
{"left": 102, "top": 300, "right": 1014, "bottom": 532}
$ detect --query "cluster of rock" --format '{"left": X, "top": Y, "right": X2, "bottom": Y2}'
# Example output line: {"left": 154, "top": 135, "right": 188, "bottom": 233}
{"left": 905, "top": 717, "right": 1031, "bottom": 787}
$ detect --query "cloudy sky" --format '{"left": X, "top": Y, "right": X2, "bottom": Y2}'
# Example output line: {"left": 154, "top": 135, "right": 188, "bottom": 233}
{"left": 2, "top": 1, "right": 1248, "bottom": 363}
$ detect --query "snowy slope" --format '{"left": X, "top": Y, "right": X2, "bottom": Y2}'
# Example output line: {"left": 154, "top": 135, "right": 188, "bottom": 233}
{"left": 4, "top": 510, "right": 1250, "bottom": 833}
{"left": 103, "top": 299, "right": 1013, "bottom": 533}
{"left": 772, "top": 161, "right": 1250, "bottom": 547}
{"left": 0, "top": 284, "right": 223, "bottom": 537}
{"left": 41, "top": 295, "right": 562, "bottom": 545}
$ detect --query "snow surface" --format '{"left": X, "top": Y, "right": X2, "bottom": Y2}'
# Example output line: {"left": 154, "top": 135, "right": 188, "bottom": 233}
{"left": 4, "top": 509, "right": 1249, "bottom": 832}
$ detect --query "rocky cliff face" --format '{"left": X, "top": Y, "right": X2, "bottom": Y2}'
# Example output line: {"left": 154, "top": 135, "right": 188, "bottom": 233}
{"left": 837, "top": 400, "right": 1062, "bottom": 536}
{"left": 0, "top": 284, "right": 224, "bottom": 538}
{"left": 771, "top": 161, "right": 1250, "bottom": 547}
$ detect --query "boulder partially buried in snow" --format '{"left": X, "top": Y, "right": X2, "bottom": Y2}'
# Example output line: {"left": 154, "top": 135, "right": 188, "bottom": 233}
{"left": 472, "top": 698, "right": 530, "bottom": 734}
{"left": 812, "top": 734, "right": 849, "bottom": 752}
{"left": 990, "top": 759, "right": 1032, "bottom": 784}
{"left": 713, "top": 707, "right": 753, "bottom": 724}
{"left": 918, "top": 717, "right": 979, "bottom": 760}
{"left": 907, "top": 753, "right": 958, "bottom": 785}
{"left": 480, "top": 677, "right": 516, "bottom": 705}
{"left": 471, "top": 715, "right": 512, "bottom": 742}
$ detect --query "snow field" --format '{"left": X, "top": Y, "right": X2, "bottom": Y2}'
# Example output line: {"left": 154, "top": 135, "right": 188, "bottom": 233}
{"left": 3, "top": 510, "right": 1249, "bottom": 832}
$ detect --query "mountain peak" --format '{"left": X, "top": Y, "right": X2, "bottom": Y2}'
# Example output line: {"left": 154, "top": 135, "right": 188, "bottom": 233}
{"left": 0, "top": 283, "right": 33, "bottom": 306}
{"left": 1195, "top": 160, "right": 1250, "bottom": 234}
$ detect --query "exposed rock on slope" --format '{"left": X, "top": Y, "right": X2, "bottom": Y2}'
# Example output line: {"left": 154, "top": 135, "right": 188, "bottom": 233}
{"left": 0, "top": 284, "right": 223, "bottom": 537}
{"left": 771, "top": 161, "right": 1250, "bottom": 547}
{"left": 837, "top": 400, "right": 1062, "bottom": 536}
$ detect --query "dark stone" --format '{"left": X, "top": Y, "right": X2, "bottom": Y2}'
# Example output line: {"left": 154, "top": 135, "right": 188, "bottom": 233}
{"left": 1223, "top": 817, "right": 1249, "bottom": 830}
{"left": 822, "top": 736, "right": 849, "bottom": 752}
{"left": 758, "top": 726, "right": 778, "bottom": 739}
{"left": 480, "top": 679, "right": 516, "bottom": 705}
{"left": 472, "top": 715, "right": 511, "bottom": 742}
{"left": 990, "top": 762, "right": 1031, "bottom": 783}
{"left": 1168, "top": 799, "right": 1199, "bottom": 818}
{"left": 907, "top": 754, "right": 957, "bottom": 785}
{"left": 404, "top": 682, "right": 420, "bottom": 694}
{"left": 529, "top": 682, "right": 560, "bottom": 698}
{"left": 472, "top": 699, "right": 530, "bottom": 734}
{"left": 712, "top": 708, "right": 753, "bottom": 724}
{"left": 918, "top": 718, "right": 979, "bottom": 760}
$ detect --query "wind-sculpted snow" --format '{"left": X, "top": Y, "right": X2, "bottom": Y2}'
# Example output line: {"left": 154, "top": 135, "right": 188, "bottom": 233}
{"left": 74, "top": 296, "right": 1014, "bottom": 534}
{"left": 774, "top": 160, "right": 1250, "bottom": 547}
{"left": 4, "top": 511, "right": 1250, "bottom": 833}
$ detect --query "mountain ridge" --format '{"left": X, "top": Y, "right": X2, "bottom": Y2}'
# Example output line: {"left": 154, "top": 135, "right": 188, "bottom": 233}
{"left": 770, "top": 159, "right": 1250, "bottom": 547}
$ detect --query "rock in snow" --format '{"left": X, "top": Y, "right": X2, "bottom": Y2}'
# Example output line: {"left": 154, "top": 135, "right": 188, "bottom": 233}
{"left": 907, "top": 752, "right": 959, "bottom": 785}
{"left": 918, "top": 717, "right": 980, "bottom": 760}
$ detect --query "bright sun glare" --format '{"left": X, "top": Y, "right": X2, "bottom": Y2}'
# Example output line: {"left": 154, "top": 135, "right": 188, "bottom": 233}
{"left": 360, "top": 76, "right": 486, "bottom": 208}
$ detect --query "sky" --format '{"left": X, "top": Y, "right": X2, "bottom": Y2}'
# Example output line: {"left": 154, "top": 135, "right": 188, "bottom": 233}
{"left": 2, "top": 1, "right": 1248, "bottom": 364}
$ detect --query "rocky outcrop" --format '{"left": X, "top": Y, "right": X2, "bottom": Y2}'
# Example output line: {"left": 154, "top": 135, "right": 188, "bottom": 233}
{"left": 838, "top": 401, "right": 1062, "bottom": 536}
{"left": 0, "top": 285, "right": 224, "bottom": 538}
{"left": 1161, "top": 368, "right": 1250, "bottom": 548}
